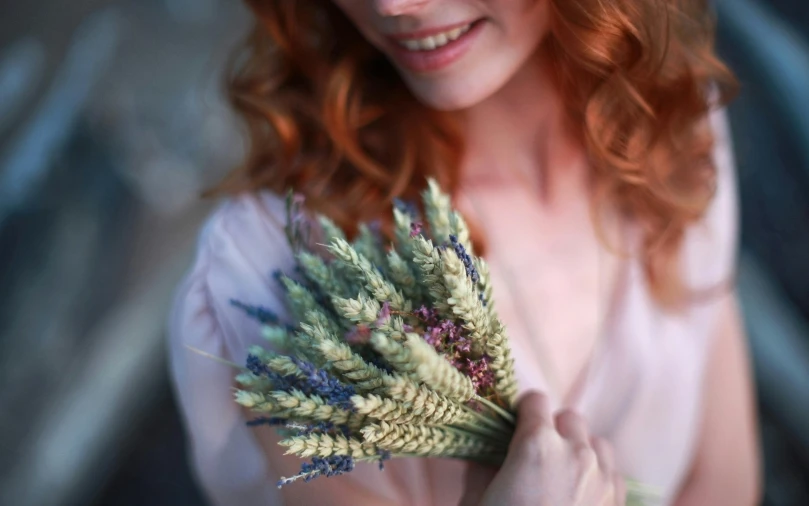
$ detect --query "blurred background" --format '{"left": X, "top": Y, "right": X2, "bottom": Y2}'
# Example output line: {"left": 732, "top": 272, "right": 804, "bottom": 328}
{"left": 0, "top": 0, "right": 807, "bottom": 505}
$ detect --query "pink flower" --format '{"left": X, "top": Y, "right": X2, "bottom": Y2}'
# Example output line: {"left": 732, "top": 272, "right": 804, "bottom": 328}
{"left": 345, "top": 325, "right": 371, "bottom": 344}
{"left": 374, "top": 302, "right": 391, "bottom": 327}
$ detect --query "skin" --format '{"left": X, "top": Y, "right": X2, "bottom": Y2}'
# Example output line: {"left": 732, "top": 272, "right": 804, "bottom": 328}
{"left": 332, "top": 0, "right": 549, "bottom": 110}
{"left": 271, "top": 0, "right": 761, "bottom": 503}
{"left": 459, "top": 392, "right": 627, "bottom": 506}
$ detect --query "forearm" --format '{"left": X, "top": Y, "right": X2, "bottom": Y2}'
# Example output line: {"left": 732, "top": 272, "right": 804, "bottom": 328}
{"left": 674, "top": 296, "right": 761, "bottom": 506}
{"left": 673, "top": 466, "right": 761, "bottom": 506}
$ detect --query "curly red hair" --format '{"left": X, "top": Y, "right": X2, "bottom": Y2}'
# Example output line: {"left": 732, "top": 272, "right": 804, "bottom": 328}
{"left": 213, "top": 0, "right": 736, "bottom": 305}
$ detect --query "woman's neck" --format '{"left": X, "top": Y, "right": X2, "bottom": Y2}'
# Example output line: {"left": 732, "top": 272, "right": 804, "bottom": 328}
{"left": 460, "top": 49, "right": 587, "bottom": 203}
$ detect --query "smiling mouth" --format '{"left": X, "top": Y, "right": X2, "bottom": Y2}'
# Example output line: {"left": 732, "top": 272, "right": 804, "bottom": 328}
{"left": 393, "top": 22, "right": 474, "bottom": 51}
{"left": 386, "top": 19, "right": 485, "bottom": 73}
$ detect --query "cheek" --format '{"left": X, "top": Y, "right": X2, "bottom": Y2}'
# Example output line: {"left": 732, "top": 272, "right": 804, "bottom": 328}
{"left": 501, "top": 0, "right": 549, "bottom": 49}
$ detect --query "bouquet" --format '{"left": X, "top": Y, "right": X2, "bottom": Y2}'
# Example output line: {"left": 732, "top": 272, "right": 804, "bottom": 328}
{"left": 224, "top": 180, "right": 652, "bottom": 503}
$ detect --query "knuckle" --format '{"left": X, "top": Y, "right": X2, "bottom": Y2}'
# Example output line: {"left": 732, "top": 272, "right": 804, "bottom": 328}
{"left": 591, "top": 436, "right": 614, "bottom": 466}
{"left": 591, "top": 435, "right": 607, "bottom": 448}
{"left": 556, "top": 409, "right": 588, "bottom": 434}
{"left": 574, "top": 444, "right": 598, "bottom": 474}
{"left": 556, "top": 408, "right": 580, "bottom": 425}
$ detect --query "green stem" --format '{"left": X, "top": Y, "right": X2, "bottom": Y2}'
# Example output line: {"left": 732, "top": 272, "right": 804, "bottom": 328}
{"left": 461, "top": 405, "right": 512, "bottom": 433}
{"left": 475, "top": 395, "right": 516, "bottom": 425}
{"left": 442, "top": 425, "right": 509, "bottom": 448}
{"left": 186, "top": 345, "right": 245, "bottom": 370}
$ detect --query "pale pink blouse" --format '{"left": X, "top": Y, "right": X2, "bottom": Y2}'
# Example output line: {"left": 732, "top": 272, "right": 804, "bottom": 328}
{"left": 168, "top": 110, "right": 737, "bottom": 506}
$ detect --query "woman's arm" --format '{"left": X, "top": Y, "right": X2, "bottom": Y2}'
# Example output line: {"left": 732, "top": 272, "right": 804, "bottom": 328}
{"left": 674, "top": 294, "right": 761, "bottom": 506}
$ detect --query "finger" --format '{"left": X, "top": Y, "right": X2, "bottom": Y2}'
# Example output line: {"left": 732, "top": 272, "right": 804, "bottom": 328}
{"left": 459, "top": 462, "right": 498, "bottom": 506}
{"left": 590, "top": 436, "right": 615, "bottom": 473}
{"left": 514, "top": 391, "right": 553, "bottom": 438}
{"left": 554, "top": 409, "right": 590, "bottom": 447}
{"left": 612, "top": 472, "right": 627, "bottom": 506}
{"left": 508, "top": 392, "right": 554, "bottom": 461}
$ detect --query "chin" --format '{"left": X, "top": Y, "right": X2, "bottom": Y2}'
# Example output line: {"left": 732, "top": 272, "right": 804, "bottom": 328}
{"left": 403, "top": 75, "right": 504, "bottom": 112}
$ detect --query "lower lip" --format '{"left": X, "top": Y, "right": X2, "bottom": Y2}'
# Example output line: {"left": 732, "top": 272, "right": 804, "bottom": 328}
{"left": 388, "top": 20, "right": 485, "bottom": 74}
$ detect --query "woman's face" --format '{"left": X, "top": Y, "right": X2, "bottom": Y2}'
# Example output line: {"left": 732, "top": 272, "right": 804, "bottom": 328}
{"left": 331, "top": 0, "right": 550, "bottom": 110}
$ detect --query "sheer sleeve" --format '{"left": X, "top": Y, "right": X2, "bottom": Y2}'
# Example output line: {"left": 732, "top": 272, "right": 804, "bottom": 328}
{"left": 167, "top": 193, "right": 294, "bottom": 505}
{"left": 681, "top": 107, "right": 740, "bottom": 294}
{"left": 167, "top": 192, "right": 428, "bottom": 506}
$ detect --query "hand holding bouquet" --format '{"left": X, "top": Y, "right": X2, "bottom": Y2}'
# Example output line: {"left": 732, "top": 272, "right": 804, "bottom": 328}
{"left": 223, "top": 180, "right": 652, "bottom": 504}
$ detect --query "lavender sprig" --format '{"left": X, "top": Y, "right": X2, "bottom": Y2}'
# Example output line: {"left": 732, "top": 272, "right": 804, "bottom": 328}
{"left": 277, "top": 456, "right": 356, "bottom": 487}
{"left": 449, "top": 235, "right": 479, "bottom": 283}
{"left": 230, "top": 299, "right": 280, "bottom": 325}
{"left": 246, "top": 417, "right": 287, "bottom": 427}
{"left": 246, "top": 354, "right": 356, "bottom": 410}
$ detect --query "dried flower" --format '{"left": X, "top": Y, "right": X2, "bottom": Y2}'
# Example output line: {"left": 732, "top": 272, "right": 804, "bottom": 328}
{"left": 246, "top": 417, "right": 287, "bottom": 427}
{"left": 393, "top": 198, "right": 419, "bottom": 219}
{"left": 405, "top": 334, "right": 476, "bottom": 403}
{"left": 449, "top": 235, "right": 479, "bottom": 283}
{"left": 230, "top": 299, "right": 280, "bottom": 325}
{"left": 423, "top": 179, "right": 453, "bottom": 244}
{"left": 222, "top": 179, "right": 649, "bottom": 504}
{"left": 277, "top": 455, "right": 356, "bottom": 487}
{"left": 247, "top": 354, "right": 356, "bottom": 410}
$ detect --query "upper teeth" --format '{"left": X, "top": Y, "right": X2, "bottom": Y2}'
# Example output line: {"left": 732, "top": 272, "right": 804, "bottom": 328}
{"left": 398, "top": 23, "right": 472, "bottom": 51}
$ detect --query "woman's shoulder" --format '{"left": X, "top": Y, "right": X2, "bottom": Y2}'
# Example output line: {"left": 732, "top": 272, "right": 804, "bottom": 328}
{"left": 680, "top": 107, "right": 739, "bottom": 289}
{"left": 192, "top": 189, "right": 295, "bottom": 299}
{"left": 200, "top": 190, "right": 291, "bottom": 264}
{"left": 168, "top": 190, "right": 295, "bottom": 365}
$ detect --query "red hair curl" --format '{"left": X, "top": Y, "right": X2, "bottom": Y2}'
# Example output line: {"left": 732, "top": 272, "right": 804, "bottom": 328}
{"left": 213, "top": 0, "right": 737, "bottom": 305}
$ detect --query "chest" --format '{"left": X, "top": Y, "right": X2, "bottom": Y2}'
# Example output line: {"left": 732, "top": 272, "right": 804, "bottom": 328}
{"left": 459, "top": 184, "right": 623, "bottom": 405}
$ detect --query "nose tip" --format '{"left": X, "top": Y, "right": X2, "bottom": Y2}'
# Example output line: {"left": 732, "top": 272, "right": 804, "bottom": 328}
{"left": 373, "top": 0, "right": 429, "bottom": 16}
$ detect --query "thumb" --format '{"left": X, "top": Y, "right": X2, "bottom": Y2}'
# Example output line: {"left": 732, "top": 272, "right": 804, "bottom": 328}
{"left": 458, "top": 462, "right": 497, "bottom": 506}
{"left": 510, "top": 391, "right": 553, "bottom": 450}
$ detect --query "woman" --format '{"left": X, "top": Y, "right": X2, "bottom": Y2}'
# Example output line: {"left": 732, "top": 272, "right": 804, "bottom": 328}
{"left": 169, "top": 0, "right": 760, "bottom": 504}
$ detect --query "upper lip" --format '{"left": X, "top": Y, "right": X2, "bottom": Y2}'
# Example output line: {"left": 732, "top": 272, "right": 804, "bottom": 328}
{"left": 386, "top": 19, "right": 477, "bottom": 41}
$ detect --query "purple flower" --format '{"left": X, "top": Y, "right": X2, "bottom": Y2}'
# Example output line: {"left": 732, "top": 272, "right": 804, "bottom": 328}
{"left": 422, "top": 317, "right": 471, "bottom": 356}
{"left": 246, "top": 354, "right": 356, "bottom": 410}
{"left": 449, "top": 235, "right": 479, "bottom": 283}
{"left": 293, "top": 422, "right": 352, "bottom": 436}
{"left": 246, "top": 354, "right": 297, "bottom": 392}
{"left": 409, "top": 221, "right": 423, "bottom": 238}
{"left": 364, "top": 351, "right": 394, "bottom": 374}
{"left": 377, "top": 450, "right": 392, "bottom": 470}
{"left": 246, "top": 417, "right": 287, "bottom": 427}
{"left": 230, "top": 299, "right": 280, "bottom": 325}
{"left": 413, "top": 305, "right": 439, "bottom": 324}
{"left": 277, "top": 456, "right": 357, "bottom": 487}
{"left": 291, "top": 358, "right": 357, "bottom": 410}
{"left": 374, "top": 302, "right": 391, "bottom": 327}
{"left": 345, "top": 325, "right": 371, "bottom": 344}
{"left": 463, "top": 355, "right": 495, "bottom": 392}
{"left": 292, "top": 194, "right": 306, "bottom": 207}
{"left": 368, "top": 220, "right": 383, "bottom": 237}
{"left": 393, "top": 198, "right": 420, "bottom": 219}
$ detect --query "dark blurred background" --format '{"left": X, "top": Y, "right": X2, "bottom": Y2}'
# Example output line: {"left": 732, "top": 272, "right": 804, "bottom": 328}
{"left": 0, "top": 0, "right": 807, "bottom": 505}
